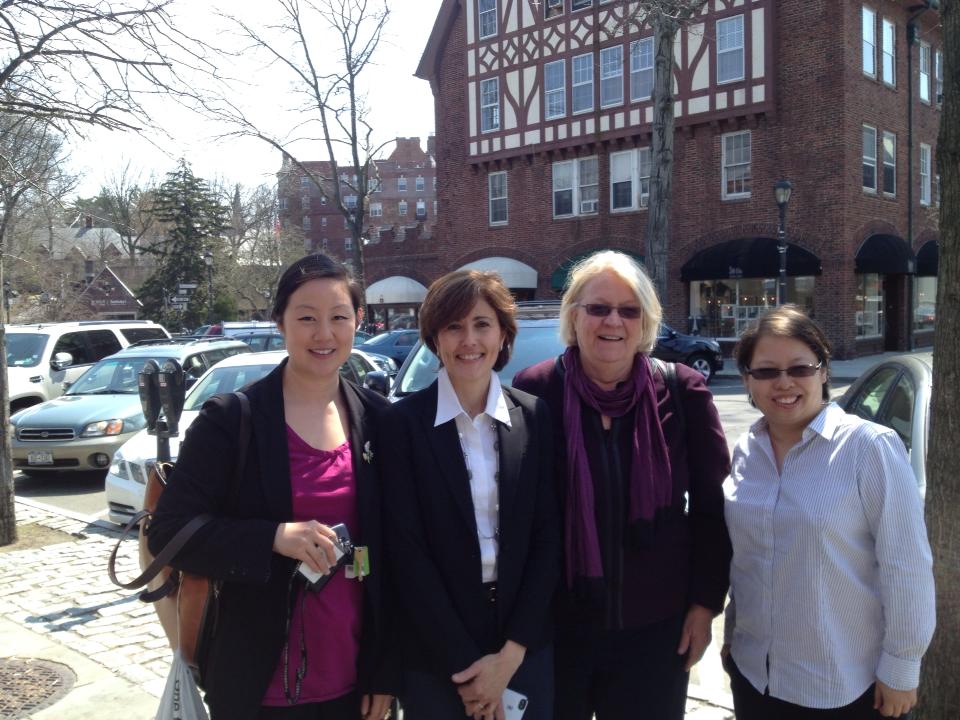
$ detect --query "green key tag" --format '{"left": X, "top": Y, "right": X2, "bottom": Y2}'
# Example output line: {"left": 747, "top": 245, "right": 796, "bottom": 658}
{"left": 350, "top": 546, "right": 370, "bottom": 581}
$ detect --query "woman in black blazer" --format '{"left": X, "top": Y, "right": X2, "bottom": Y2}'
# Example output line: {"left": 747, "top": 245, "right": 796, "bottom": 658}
{"left": 149, "top": 254, "right": 395, "bottom": 720}
{"left": 380, "top": 270, "right": 561, "bottom": 720}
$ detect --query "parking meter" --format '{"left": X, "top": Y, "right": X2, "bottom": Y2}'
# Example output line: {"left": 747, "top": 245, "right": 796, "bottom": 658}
{"left": 138, "top": 360, "right": 162, "bottom": 435}
{"left": 157, "top": 359, "right": 186, "bottom": 437}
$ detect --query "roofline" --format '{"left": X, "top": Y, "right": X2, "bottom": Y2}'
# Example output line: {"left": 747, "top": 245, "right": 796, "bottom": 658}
{"left": 415, "top": 0, "right": 460, "bottom": 82}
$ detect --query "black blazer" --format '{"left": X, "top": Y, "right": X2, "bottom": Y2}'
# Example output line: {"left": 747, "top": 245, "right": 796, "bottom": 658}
{"left": 148, "top": 360, "right": 396, "bottom": 720}
{"left": 379, "top": 380, "right": 561, "bottom": 680}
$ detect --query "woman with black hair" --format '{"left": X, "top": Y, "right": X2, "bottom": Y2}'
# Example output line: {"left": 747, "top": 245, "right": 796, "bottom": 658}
{"left": 149, "top": 254, "right": 395, "bottom": 720}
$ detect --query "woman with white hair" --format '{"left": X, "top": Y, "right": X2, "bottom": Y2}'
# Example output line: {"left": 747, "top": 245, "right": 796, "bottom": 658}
{"left": 513, "top": 250, "right": 731, "bottom": 719}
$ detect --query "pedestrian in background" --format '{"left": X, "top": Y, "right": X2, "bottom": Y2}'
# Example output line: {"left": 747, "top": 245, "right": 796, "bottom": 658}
{"left": 722, "top": 305, "right": 935, "bottom": 719}
{"left": 149, "top": 254, "right": 396, "bottom": 720}
{"left": 513, "top": 250, "right": 731, "bottom": 720}
{"left": 381, "top": 270, "right": 560, "bottom": 720}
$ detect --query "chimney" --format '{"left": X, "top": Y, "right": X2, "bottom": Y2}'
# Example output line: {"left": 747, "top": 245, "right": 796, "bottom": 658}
{"left": 427, "top": 134, "right": 436, "bottom": 159}
{"left": 84, "top": 259, "right": 95, "bottom": 285}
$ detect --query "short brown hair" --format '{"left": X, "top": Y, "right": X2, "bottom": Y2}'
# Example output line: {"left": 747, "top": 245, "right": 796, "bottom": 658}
{"left": 734, "top": 304, "right": 832, "bottom": 402}
{"left": 418, "top": 270, "right": 518, "bottom": 372}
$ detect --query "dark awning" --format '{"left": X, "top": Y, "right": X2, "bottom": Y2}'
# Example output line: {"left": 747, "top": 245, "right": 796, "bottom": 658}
{"left": 855, "top": 234, "right": 916, "bottom": 274}
{"left": 680, "top": 237, "right": 822, "bottom": 282}
{"left": 551, "top": 249, "right": 644, "bottom": 292}
{"left": 916, "top": 240, "right": 938, "bottom": 276}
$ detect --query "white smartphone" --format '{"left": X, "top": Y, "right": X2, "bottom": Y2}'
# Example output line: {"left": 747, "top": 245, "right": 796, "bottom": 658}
{"left": 502, "top": 688, "right": 528, "bottom": 720}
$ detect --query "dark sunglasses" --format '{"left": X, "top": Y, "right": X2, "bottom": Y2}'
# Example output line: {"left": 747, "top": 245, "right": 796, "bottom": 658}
{"left": 744, "top": 362, "right": 823, "bottom": 381}
{"left": 578, "top": 303, "right": 643, "bottom": 320}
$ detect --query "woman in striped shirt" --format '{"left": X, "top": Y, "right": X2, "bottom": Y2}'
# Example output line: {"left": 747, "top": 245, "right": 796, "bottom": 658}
{"left": 722, "top": 305, "right": 934, "bottom": 719}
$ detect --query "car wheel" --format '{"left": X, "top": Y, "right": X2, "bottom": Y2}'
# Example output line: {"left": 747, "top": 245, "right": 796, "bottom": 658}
{"left": 686, "top": 353, "right": 714, "bottom": 383}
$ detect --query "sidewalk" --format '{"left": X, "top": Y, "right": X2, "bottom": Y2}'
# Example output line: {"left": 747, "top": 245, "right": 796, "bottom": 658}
{"left": 0, "top": 498, "right": 734, "bottom": 719}
{"left": 716, "top": 347, "right": 934, "bottom": 382}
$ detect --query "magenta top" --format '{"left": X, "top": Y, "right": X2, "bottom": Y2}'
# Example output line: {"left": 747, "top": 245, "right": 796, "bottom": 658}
{"left": 262, "top": 426, "right": 362, "bottom": 706}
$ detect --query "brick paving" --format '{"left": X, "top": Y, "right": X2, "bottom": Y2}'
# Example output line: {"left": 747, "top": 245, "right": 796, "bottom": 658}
{"left": 1, "top": 500, "right": 734, "bottom": 716}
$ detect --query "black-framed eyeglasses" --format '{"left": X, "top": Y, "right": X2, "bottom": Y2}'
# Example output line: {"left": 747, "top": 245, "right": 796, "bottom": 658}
{"left": 744, "top": 362, "right": 823, "bottom": 381}
{"left": 577, "top": 303, "right": 643, "bottom": 320}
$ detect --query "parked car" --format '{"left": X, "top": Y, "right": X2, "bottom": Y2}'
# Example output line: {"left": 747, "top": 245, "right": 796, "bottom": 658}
{"left": 370, "top": 304, "right": 724, "bottom": 399}
{"left": 200, "top": 321, "right": 277, "bottom": 337}
{"left": 5, "top": 320, "right": 170, "bottom": 414}
{"left": 839, "top": 353, "right": 932, "bottom": 497}
{"left": 354, "top": 329, "right": 421, "bottom": 365}
{"left": 10, "top": 338, "right": 250, "bottom": 476}
{"left": 104, "top": 348, "right": 384, "bottom": 525}
{"left": 232, "top": 330, "right": 286, "bottom": 352}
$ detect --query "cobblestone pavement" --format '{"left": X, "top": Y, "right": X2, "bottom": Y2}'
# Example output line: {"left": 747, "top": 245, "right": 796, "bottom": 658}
{"left": 2, "top": 500, "right": 734, "bottom": 717}
{"left": 0, "top": 502, "right": 171, "bottom": 699}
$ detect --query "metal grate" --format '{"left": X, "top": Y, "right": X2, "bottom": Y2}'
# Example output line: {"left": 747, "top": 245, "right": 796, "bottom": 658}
{"left": 0, "top": 657, "right": 76, "bottom": 718}
{"left": 17, "top": 428, "right": 75, "bottom": 441}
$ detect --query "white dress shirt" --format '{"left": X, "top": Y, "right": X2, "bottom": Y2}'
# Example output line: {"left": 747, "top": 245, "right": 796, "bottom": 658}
{"left": 435, "top": 367, "right": 511, "bottom": 583}
{"left": 723, "top": 402, "right": 935, "bottom": 709}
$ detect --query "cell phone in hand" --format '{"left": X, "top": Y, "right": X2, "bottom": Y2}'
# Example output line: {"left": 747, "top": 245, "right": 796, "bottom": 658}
{"left": 296, "top": 523, "right": 352, "bottom": 592}
{"left": 502, "top": 688, "right": 528, "bottom": 720}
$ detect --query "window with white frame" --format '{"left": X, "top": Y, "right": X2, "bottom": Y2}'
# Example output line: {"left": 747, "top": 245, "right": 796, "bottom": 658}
{"left": 721, "top": 131, "right": 751, "bottom": 199}
{"left": 416, "top": 175, "right": 425, "bottom": 191}
{"left": 321, "top": 216, "right": 328, "bottom": 227}
{"left": 301, "top": 195, "right": 310, "bottom": 209}
{"left": 862, "top": 7, "right": 876, "bottom": 76}
{"left": 300, "top": 176, "right": 311, "bottom": 187}
{"left": 552, "top": 157, "right": 598, "bottom": 217}
{"left": 371, "top": 177, "right": 381, "bottom": 192}
{"left": 434, "top": 200, "right": 438, "bottom": 214}
{"left": 856, "top": 273, "right": 883, "bottom": 337}
{"left": 935, "top": 50, "right": 943, "bottom": 103}
{"left": 600, "top": 46, "right": 623, "bottom": 107}
{"left": 545, "top": 60, "right": 566, "bottom": 119}
{"left": 279, "top": 197, "right": 289, "bottom": 210}
{"left": 546, "top": 0, "right": 563, "bottom": 19}
{"left": 630, "top": 37, "right": 654, "bottom": 101}
{"left": 303, "top": 216, "right": 311, "bottom": 231}
{"left": 398, "top": 175, "right": 407, "bottom": 191}
{"left": 479, "top": 0, "right": 497, "bottom": 39}
{"left": 863, "top": 125, "right": 877, "bottom": 192}
{"left": 488, "top": 171, "right": 508, "bottom": 225}
{"left": 480, "top": 77, "right": 500, "bottom": 131}
{"left": 882, "top": 18, "right": 895, "bottom": 85}
{"left": 345, "top": 195, "right": 357, "bottom": 209}
{"left": 610, "top": 148, "right": 652, "bottom": 211}
{"left": 572, "top": 0, "right": 591, "bottom": 9}
{"left": 370, "top": 202, "right": 382, "bottom": 217}
{"left": 717, "top": 15, "right": 745, "bottom": 84}
{"left": 416, "top": 199, "right": 426, "bottom": 217}
{"left": 882, "top": 131, "right": 896, "bottom": 196}
{"left": 572, "top": 54, "right": 593, "bottom": 114}
{"left": 345, "top": 236, "right": 353, "bottom": 251}
{"left": 399, "top": 200, "right": 408, "bottom": 215}
{"left": 920, "top": 143, "right": 931, "bottom": 206}
{"left": 919, "top": 43, "right": 931, "bottom": 103}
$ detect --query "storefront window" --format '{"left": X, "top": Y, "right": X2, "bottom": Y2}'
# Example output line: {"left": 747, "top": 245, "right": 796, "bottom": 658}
{"left": 689, "top": 277, "right": 816, "bottom": 339}
{"left": 914, "top": 276, "right": 937, "bottom": 331}
{"left": 856, "top": 274, "right": 884, "bottom": 337}
{"left": 366, "top": 305, "right": 420, "bottom": 333}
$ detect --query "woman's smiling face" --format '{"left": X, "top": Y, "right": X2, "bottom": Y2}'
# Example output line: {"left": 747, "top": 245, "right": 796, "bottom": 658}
{"left": 278, "top": 278, "right": 356, "bottom": 379}
{"left": 744, "top": 335, "right": 827, "bottom": 435}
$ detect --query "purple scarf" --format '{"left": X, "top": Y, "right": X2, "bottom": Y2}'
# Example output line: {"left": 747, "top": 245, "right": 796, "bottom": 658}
{"left": 561, "top": 346, "right": 673, "bottom": 588}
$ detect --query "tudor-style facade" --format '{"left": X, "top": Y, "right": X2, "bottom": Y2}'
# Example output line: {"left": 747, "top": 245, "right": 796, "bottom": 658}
{"left": 412, "top": 0, "right": 942, "bottom": 358}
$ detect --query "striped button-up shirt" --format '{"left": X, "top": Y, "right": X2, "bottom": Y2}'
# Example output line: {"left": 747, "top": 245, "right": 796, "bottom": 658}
{"left": 723, "top": 402, "right": 935, "bottom": 709}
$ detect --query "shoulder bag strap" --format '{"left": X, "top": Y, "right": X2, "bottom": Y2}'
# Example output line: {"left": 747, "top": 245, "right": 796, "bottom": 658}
{"left": 651, "top": 357, "right": 686, "bottom": 441}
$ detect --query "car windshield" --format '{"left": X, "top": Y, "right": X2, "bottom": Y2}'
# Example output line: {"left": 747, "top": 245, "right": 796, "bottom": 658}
{"left": 362, "top": 333, "right": 395, "bottom": 347}
{"left": 67, "top": 357, "right": 171, "bottom": 395}
{"left": 397, "top": 322, "right": 564, "bottom": 396}
{"left": 6, "top": 333, "right": 48, "bottom": 367}
{"left": 184, "top": 363, "right": 280, "bottom": 410}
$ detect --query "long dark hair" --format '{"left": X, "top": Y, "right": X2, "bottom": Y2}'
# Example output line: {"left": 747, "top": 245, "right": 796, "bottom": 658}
{"left": 271, "top": 253, "right": 363, "bottom": 322}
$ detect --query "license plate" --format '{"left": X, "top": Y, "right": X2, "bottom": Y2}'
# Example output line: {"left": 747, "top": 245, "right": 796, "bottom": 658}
{"left": 27, "top": 451, "right": 54, "bottom": 465}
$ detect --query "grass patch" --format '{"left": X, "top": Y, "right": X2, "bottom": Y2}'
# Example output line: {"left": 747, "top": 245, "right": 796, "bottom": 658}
{"left": 0, "top": 523, "right": 74, "bottom": 553}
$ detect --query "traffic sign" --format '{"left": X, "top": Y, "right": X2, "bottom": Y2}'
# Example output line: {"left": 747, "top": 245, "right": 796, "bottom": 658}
{"left": 178, "top": 283, "right": 199, "bottom": 291}
{"left": 169, "top": 296, "right": 189, "bottom": 305}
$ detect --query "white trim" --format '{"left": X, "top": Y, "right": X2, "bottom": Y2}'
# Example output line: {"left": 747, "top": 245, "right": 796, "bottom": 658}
{"left": 862, "top": 124, "right": 878, "bottom": 193}
{"left": 717, "top": 15, "right": 745, "bottom": 85}
{"left": 882, "top": 130, "right": 896, "bottom": 197}
{"left": 488, "top": 171, "right": 508, "bottom": 225}
{"left": 721, "top": 130, "right": 751, "bottom": 200}
{"left": 862, "top": 7, "right": 876, "bottom": 77}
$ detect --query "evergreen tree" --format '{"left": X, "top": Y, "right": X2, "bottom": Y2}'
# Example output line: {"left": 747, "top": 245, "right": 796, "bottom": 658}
{"left": 139, "top": 161, "right": 227, "bottom": 329}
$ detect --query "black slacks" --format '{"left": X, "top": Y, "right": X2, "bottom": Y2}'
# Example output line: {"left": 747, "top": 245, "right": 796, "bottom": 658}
{"left": 257, "top": 691, "right": 359, "bottom": 720}
{"left": 554, "top": 613, "right": 689, "bottom": 720}
{"left": 727, "top": 657, "right": 909, "bottom": 720}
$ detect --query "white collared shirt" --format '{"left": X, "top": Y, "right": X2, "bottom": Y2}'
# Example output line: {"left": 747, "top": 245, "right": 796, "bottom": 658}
{"left": 435, "top": 367, "right": 511, "bottom": 583}
{"left": 723, "top": 403, "right": 935, "bottom": 709}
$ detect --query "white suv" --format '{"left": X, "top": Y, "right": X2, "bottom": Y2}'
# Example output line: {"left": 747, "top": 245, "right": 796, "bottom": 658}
{"left": 6, "top": 321, "right": 169, "bottom": 413}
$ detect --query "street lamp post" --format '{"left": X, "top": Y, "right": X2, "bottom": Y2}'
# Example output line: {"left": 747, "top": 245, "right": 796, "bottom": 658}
{"left": 774, "top": 180, "right": 793, "bottom": 306}
{"left": 203, "top": 250, "right": 214, "bottom": 324}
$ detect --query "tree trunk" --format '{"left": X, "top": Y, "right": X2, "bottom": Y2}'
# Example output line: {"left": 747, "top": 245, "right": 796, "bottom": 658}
{"left": 0, "top": 246, "right": 17, "bottom": 544}
{"left": 916, "top": 0, "right": 959, "bottom": 716}
{"left": 645, "top": 11, "right": 678, "bottom": 306}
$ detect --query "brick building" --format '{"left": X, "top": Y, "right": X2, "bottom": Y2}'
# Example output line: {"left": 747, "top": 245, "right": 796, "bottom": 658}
{"left": 410, "top": 0, "right": 942, "bottom": 358}
{"left": 277, "top": 138, "right": 438, "bottom": 328}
